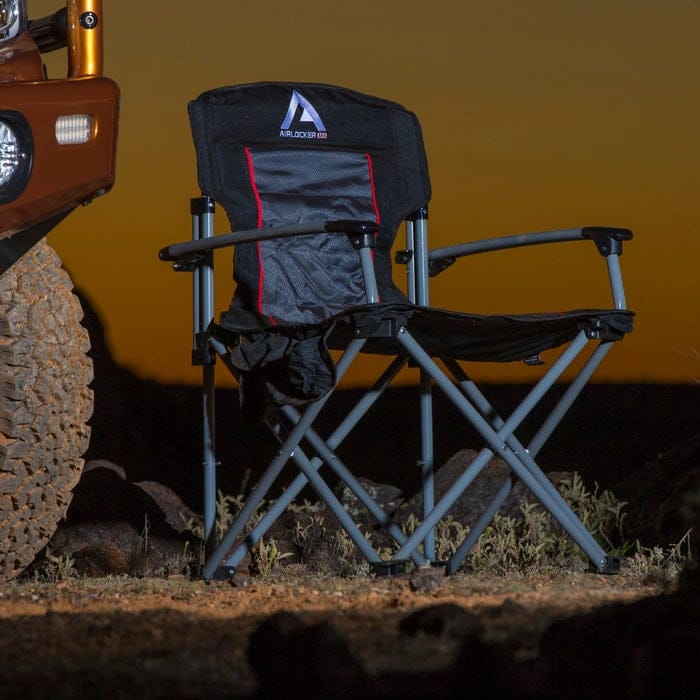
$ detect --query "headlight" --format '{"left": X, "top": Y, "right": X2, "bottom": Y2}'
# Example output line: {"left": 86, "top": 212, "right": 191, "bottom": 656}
{"left": 0, "top": 0, "right": 24, "bottom": 42}
{"left": 0, "top": 112, "right": 33, "bottom": 203}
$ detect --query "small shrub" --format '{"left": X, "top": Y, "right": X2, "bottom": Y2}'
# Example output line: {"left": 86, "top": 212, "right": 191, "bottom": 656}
{"left": 250, "top": 538, "right": 293, "bottom": 577}
{"left": 462, "top": 474, "right": 629, "bottom": 573}
{"left": 557, "top": 473, "right": 627, "bottom": 551}
{"left": 292, "top": 514, "right": 369, "bottom": 577}
{"left": 193, "top": 470, "right": 691, "bottom": 578}
{"left": 187, "top": 489, "right": 267, "bottom": 542}
{"left": 626, "top": 529, "right": 692, "bottom": 583}
{"left": 26, "top": 547, "right": 77, "bottom": 583}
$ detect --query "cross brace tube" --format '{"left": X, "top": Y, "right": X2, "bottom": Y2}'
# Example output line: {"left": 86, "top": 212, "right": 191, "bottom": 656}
{"left": 392, "top": 327, "right": 611, "bottom": 570}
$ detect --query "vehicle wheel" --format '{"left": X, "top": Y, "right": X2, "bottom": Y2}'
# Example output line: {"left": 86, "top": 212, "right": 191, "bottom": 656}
{"left": 0, "top": 239, "right": 93, "bottom": 582}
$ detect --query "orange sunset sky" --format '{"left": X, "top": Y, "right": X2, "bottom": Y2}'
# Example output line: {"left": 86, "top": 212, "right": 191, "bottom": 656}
{"left": 33, "top": 0, "right": 699, "bottom": 386}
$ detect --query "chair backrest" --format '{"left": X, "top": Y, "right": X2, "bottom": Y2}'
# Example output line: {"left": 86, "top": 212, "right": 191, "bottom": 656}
{"left": 188, "top": 82, "right": 431, "bottom": 326}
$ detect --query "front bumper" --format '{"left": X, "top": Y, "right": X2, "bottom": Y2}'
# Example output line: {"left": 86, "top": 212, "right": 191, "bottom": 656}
{"left": 0, "top": 75, "right": 119, "bottom": 237}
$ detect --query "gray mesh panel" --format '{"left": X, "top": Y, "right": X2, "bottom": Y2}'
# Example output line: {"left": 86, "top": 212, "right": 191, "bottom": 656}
{"left": 249, "top": 149, "right": 378, "bottom": 323}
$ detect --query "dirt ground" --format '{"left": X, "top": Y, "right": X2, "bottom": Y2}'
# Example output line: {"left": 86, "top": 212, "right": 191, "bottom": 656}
{"left": 0, "top": 563, "right": 674, "bottom": 699}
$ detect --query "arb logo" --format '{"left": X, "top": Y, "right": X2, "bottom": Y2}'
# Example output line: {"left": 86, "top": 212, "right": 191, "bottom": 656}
{"left": 279, "top": 90, "right": 328, "bottom": 140}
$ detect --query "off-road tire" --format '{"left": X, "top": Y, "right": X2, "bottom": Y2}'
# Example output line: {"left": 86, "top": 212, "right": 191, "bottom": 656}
{"left": 0, "top": 239, "right": 93, "bottom": 582}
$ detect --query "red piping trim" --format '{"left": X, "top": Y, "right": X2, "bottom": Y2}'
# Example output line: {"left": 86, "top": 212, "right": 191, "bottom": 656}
{"left": 365, "top": 153, "right": 381, "bottom": 302}
{"left": 365, "top": 152, "right": 381, "bottom": 228}
{"left": 245, "top": 147, "right": 275, "bottom": 324}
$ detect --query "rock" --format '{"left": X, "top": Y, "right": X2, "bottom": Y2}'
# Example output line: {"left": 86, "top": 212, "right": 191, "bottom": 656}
{"left": 135, "top": 480, "right": 199, "bottom": 533}
{"left": 399, "top": 603, "right": 483, "bottom": 638}
{"left": 248, "top": 612, "right": 368, "bottom": 698}
{"left": 336, "top": 477, "right": 404, "bottom": 526}
{"left": 228, "top": 571, "right": 252, "bottom": 588}
{"left": 408, "top": 565, "right": 446, "bottom": 593}
{"left": 84, "top": 459, "right": 127, "bottom": 479}
{"left": 48, "top": 521, "right": 195, "bottom": 577}
{"left": 42, "top": 463, "right": 201, "bottom": 577}
{"left": 66, "top": 465, "right": 175, "bottom": 537}
{"left": 615, "top": 434, "right": 700, "bottom": 550}
{"left": 395, "top": 449, "right": 573, "bottom": 528}
{"left": 72, "top": 533, "right": 132, "bottom": 577}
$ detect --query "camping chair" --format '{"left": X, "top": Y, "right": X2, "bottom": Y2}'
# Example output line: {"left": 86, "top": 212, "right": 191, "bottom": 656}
{"left": 159, "top": 82, "right": 633, "bottom": 580}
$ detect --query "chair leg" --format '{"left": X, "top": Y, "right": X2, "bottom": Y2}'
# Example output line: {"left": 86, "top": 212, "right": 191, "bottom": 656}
{"left": 202, "top": 364, "right": 217, "bottom": 560}
{"left": 201, "top": 344, "right": 358, "bottom": 580}
{"left": 283, "top": 409, "right": 428, "bottom": 565}
{"left": 202, "top": 433, "right": 295, "bottom": 579}
{"left": 395, "top": 328, "right": 615, "bottom": 572}
{"left": 445, "top": 477, "right": 513, "bottom": 575}
{"left": 216, "top": 433, "right": 427, "bottom": 573}
{"left": 445, "top": 350, "right": 620, "bottom": 570}
{"left": 221, "top": 392, "right": 432, "bottom": 569}
{"left": 203, "top": 338, "right": 419, "bottom": 578}
{"left": 202, "top": 321, "right": 619, "bottom": 579}
{"left": 444, "top": 358, "right": 607, "bottom": 553}
{"left": 392, "top": 446, "right": 499, "bottom": 561}
{"left": 419, "top": 370, "right": 436, "bottom": 561}
{"left": 285, "top": 443, "right": 385, "bottom": 565}
{"left": 527, "top": 342, "right": 614, "bottom": 457}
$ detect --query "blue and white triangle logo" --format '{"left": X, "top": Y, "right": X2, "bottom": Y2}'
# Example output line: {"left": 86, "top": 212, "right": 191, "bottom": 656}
{"left": 279, "top": 90, "right": 328, "bottom": 140}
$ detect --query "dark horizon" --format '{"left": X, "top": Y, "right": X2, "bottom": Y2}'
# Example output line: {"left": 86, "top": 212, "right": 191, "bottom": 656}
{"left": 86, "top": 374, "right": 699, "bottom": 511}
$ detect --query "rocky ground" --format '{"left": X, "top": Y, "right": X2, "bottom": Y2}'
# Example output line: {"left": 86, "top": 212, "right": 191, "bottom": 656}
{"left": 1, "top": 562, "right": 694, "bottom": 699}
{"left": 1, "top": 435, "right": 698, "bottom": 698}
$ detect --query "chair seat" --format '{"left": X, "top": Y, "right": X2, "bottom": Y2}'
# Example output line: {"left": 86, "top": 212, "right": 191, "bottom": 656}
{"left": 215, "top": 302, "right": 633, "bottom": 418}
{"left": 327, "top": 302, "right": 634, "bottom": 362}
{"left": 219, "top": 301, "right": 634, "bottom": 364}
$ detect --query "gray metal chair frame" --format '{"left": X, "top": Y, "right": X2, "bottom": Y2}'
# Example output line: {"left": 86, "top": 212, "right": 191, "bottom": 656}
{"left": 162, "top": 195, "right": 631, "bottom": 580}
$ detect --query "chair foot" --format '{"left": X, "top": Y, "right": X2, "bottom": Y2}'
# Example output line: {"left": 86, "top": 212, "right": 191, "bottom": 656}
{"left": 204, "top": 565, "right": 237, "bottom": 581}
{"left": 588, "top": 556, "right": 621, "bottom": 575}
{"left": 370, "top": 560, "right": 409, "bottom": 577}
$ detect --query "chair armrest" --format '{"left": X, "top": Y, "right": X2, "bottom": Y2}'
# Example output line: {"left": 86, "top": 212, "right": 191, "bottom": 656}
{"left": 427, "top": 226, "right": 633, "bottom": 277}
{"left": 158, "top": 219, "right": 378, "bottom": 263}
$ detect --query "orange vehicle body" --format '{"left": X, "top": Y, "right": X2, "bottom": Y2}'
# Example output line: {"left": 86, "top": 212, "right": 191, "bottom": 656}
{"left": 0, "top": 0, "right": 119, "bottom": 241}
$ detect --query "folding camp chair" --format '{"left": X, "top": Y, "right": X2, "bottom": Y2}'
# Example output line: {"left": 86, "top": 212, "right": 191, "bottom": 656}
{"left": 159, "top": 82, "right": 633, "bottom": 580}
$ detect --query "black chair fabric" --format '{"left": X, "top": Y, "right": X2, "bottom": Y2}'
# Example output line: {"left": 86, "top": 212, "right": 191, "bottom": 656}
{"left": 190, "top": 83, "right": 633, "bottom": 420}
{"left": 189, "top": 82, "right": 430, "bottom": 325}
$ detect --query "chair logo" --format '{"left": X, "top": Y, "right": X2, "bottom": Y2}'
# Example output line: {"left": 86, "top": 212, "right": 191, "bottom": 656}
{"left": 279, "top": 90, "right": 328, "bottom": 140}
